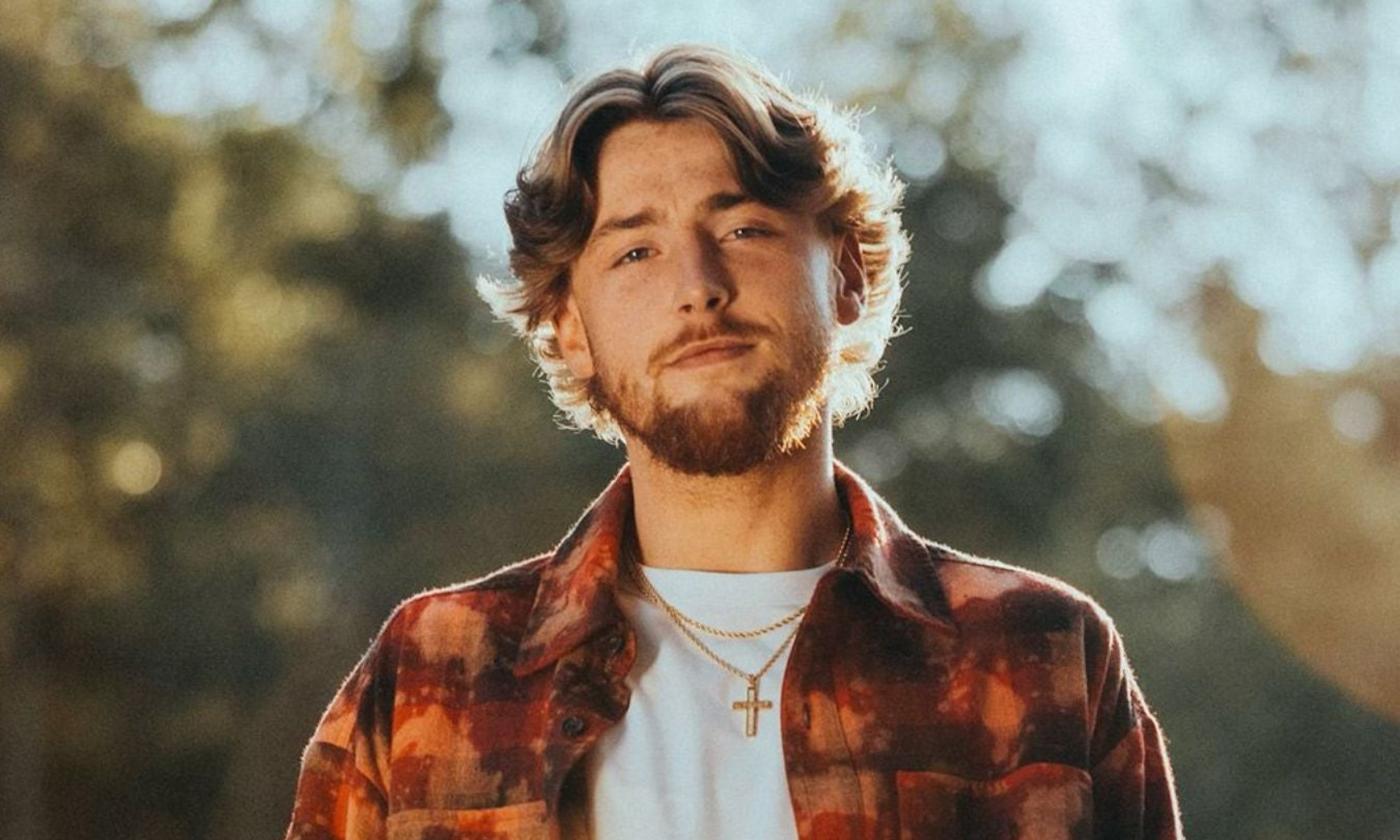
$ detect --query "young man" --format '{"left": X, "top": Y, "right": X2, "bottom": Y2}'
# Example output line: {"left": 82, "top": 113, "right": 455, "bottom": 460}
{"left": 284, "top": 45, "right": 1181, "bottom": 840}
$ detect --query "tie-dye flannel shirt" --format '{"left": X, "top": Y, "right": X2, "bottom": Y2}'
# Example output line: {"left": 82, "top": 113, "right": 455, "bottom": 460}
{"left": 285, "top": 463, "right": 1182, "bottom": 839}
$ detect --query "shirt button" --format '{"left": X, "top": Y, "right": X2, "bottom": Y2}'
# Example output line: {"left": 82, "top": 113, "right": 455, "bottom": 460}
{"left": 561, "top": 715, "right": 588, "bottom": 737}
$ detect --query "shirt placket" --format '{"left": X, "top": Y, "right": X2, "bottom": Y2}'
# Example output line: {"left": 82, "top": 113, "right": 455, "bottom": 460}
{"left": 540, "top": 622, "right": 636, "bottom": 839}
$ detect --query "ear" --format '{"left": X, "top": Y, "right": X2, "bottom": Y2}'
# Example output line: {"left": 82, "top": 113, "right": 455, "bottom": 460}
{"left": 832, "top": 231, "right": 867, "bottom": 326}
{"left": 552, "top": 292, "right": 596, "bottom": 380}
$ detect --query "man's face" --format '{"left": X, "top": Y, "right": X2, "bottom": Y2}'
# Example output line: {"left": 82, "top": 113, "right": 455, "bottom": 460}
{"left": 554, "top": 118, "right": 861, "bottom": 476}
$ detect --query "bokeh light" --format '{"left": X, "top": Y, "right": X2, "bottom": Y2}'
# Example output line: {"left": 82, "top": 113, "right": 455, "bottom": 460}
{"left": 107, "top": 440, "right": 163, "bottom": 496}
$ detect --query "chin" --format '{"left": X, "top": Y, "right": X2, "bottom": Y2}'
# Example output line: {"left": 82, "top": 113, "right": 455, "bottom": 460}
{"left": 661, "top": 373, "right": 764, "bottom": 403}
{"left": 658, "top": 390, "right": 755, "bottom": 422}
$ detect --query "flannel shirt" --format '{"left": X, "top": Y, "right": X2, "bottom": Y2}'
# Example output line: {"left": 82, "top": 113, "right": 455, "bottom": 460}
{"left": 285, "top": 462, "right": 1182, "bottom": 839}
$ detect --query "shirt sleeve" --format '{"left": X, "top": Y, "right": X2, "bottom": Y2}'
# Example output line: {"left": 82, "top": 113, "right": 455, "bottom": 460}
{"left": 1084, "top": 608, "right": 1184, "bottom": 840}
{"left": 284, "top": 615, "right": 399, "bottom": 840}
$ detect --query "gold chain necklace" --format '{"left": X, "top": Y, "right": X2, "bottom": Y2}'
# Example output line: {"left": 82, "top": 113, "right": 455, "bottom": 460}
{"left": 621, "top": 518, "right": 852, "bottom": 737}
{"left": 629, "top": 569, "right": 809, "bottom": 640}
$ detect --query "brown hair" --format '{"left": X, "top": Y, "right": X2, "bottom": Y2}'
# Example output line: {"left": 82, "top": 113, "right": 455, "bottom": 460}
{"left": 477, "top": 43, "right": 909, "bottom": 443}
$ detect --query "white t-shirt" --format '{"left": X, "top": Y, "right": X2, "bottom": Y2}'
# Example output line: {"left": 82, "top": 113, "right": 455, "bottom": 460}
{"left": 583, "top": 558, "right": 836, "bottom": 840}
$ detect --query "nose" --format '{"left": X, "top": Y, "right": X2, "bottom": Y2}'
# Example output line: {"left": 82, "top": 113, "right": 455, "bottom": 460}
{"left": 672, "top": 234, "right": 732, "bottom": 315}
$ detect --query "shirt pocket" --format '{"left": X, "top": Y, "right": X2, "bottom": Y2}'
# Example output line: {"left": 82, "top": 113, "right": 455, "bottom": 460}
{"left": 387, "top": 800, "right": 551, "bottom": 840}
{"left": 894, "top": 762, "right": 1092, "bottom": 840}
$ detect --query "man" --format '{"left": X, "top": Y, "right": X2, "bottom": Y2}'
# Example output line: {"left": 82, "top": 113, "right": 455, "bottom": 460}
{"left": 284, "top": 44, "right": 1181, "bottom": 840}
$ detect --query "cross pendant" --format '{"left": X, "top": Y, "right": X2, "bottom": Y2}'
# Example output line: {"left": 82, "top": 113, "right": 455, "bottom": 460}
{"left": 732, "top": 678, "right": 773, "bottom": 738}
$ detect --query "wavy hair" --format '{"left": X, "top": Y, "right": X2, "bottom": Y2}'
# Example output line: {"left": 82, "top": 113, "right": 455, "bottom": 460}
{"left": 477, "top": 44, "right": 909, "bottom": 443}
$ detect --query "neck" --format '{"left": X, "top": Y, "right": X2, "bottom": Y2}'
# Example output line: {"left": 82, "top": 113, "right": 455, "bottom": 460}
{"left": 624, "top": 419, "right": 847, "bottom": 573}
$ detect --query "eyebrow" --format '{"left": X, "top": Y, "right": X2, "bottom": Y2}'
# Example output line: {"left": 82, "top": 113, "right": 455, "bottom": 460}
{"left": 587, "top": 191, "right": 759, "bottom": 248}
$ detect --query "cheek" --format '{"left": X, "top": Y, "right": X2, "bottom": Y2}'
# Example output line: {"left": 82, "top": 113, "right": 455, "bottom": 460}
{"left": 780, "top": 254, "right": 837, "bottom": 327}
{"left": 583, "top": 307, "right": 660, "bottom": 374}
{"left": 750, "top": 243, "right": 834, "bottom": 312}
{"left": 807, "top": 250, "right": 840, "bottom": 312}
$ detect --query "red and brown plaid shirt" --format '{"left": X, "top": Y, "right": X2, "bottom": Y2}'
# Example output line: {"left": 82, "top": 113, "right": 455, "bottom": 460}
{"left": 285, "top": 463, "right": 1182, "bottom": 839}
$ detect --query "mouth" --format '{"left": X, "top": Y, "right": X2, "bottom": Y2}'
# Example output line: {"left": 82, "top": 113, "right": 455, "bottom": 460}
{"left": 669, "top": 339, "right": 755, "bottom": 370}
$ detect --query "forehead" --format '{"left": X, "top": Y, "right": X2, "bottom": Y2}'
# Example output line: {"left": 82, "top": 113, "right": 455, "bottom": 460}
{"left": 591, "top": 119, "right": 738, "bottom": 208}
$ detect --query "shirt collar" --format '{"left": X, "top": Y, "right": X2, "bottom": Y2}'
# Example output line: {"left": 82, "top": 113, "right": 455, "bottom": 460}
{"left": 512, "top": 460, "right": 956, "bottom": 677}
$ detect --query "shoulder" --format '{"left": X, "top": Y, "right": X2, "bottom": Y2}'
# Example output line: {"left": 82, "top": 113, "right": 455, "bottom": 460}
{"left": 301, "top": 554, "right": 555, "bottom": 779}
{"left": 370, "top": 553, "right": 552, "bottom": 665}
{"left": 922, "top": 538, "right": 1117, "bottom": 638}
{"left": 385, "top": 550, "right": 550, "bottom": 631}
{"left": 396, "top": 551, "right": 551, "bottom": 613}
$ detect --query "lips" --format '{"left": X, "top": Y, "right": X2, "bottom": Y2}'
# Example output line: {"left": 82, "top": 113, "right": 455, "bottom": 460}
{"left": 669, "top": 339, "right": 754, "bottom": 368}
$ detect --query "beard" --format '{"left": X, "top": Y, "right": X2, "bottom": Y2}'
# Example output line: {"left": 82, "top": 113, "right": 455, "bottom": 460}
{"left": 585, "top": 316, "right": 831, "bottom": 477}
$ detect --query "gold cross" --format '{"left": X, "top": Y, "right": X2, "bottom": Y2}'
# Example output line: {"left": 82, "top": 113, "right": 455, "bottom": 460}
{"left": 732, "top": 678, "right": 773, "bottom": 738}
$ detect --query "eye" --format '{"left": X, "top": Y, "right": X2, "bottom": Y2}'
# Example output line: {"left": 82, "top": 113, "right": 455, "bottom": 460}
{"left": 614, "top": 246, "right": 653, "bottom": 267}
{"left": 729, "top": 226, "right": 771, "bottom": 240}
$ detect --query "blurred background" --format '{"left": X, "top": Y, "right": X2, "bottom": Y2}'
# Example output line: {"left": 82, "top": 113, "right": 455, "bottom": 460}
{"left": 2, "top": 0, "right": 1399, "bottom": 837}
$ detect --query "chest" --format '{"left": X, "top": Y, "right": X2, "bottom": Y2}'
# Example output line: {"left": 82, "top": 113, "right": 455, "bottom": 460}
{"left": 379, "top": 579, "right": 1096, "bottom": 839}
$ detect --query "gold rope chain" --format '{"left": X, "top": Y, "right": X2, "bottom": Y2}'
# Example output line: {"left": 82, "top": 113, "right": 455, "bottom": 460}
{"left": 623, "top": 519, "right": 851, "bottom": 640}
{"left": 624, "top": 512, "right": 851, "bottom": 649}
{"left": 655, "top": 594, "right": 802, "bottom": 687}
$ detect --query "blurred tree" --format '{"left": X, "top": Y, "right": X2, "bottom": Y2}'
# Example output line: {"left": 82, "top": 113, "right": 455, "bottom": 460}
{"left": 0, "top": 6, "right": 609, "bottom": 837}
{"left": 1162, "top": 285, "right": 1400, "bottom": 718}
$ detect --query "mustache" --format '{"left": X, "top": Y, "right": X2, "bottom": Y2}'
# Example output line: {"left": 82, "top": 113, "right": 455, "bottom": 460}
{"left": 651, "top": 317, "right": 770, "bottom": 368}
